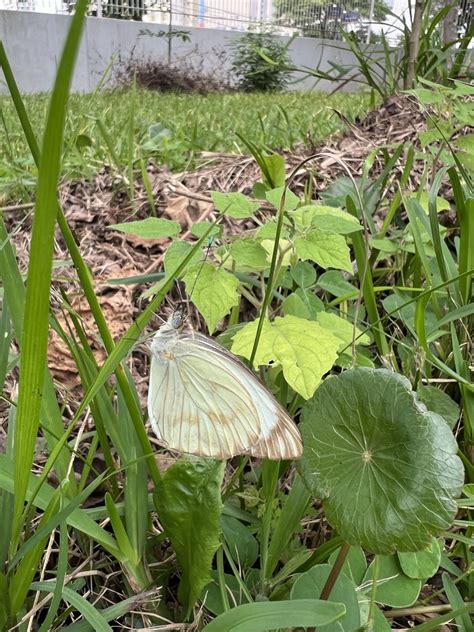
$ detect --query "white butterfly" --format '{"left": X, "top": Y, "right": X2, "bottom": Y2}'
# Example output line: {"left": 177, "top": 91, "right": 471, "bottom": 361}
{"left": 148, "top": 310, "right": 303, "bottom": 460}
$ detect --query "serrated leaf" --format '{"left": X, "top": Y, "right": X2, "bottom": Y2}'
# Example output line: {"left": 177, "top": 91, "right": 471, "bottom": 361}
{"left": 397, "top": 538, "right": 442, "bottom": 579}
{"left": 416, "top": 385, "right": 460, "bottom": 429}
{"left": 183, "top": 263, "right": 240, "bottom": 333}
{"left": 109, "top": 217, "right": 180, "bottom": 239}
{"left": 211, "top": 191, "right": 259, "bottom": 219}
{"left": 229, "top": 239, "right": 269, "bottom": 271}
{"left": 164, "top": 241, "right": 202, "bottom": 277}
{"left": 265, "top": 186, "right": 299, "bottom": 211}
{"left": 363, "top": 555, "right": 421, "bottom": 607}
{"left": 231, "top": 315, "right": 340, "bottom": 399}
{"left": 299, "top": 368, "right": 464, "bottom": 554}
{"left": 291, "top": 205, "right": 362, "bottom": 234}
{"left": 294, "top": 231, "right": 352, "bottom": 273}
{"left": 291, "top": 564, "right": 360, "bottom": 632}
{"left": 191, "top": 221, "right": 222, "bottom": 239}
{"left": 154, "top": 458, "right": 225, "bottom": 613}
{"left": 261, "top": 239, "right": 292, "bottom": 266}
{"left": 316, "top": 312, "right": 370, "bottom": 348}
{"left": 255, "top": 221, "right": 289, "bottom": 240}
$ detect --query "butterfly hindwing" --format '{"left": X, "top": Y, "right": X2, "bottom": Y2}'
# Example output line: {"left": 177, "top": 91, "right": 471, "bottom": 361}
{"left": 148, "top": 325, "right": 303, "bottom": 460}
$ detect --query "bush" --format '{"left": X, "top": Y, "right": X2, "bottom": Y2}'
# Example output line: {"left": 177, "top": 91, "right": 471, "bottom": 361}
{"left": 231, "top": 31, "right": 292, "bottom": 92}
{"left": 116, "top": 52, "right": 233, "bottom": 94}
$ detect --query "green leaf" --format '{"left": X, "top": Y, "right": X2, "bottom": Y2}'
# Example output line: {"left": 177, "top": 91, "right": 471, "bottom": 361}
{"left": 358, "top": 599, "right": 390, "bottom": 631}
{"left": 255, "top": 221, "right": 289, "bottom": 240}
{"left": 316, "top": 312, "right": 370, "bottom": 348}
{"left": 211, "top": 191, "right": 259, "bottom": 219}
{"left": 281, "top": 289, "right": 324, "bottom": 320}
{"left": 191, "top": 221, "right": 223, "bottom": 239}
{"left": 294, "top": 288, "right": 324, "bottom": 319}
{"left": 229, "top": 239, "right": 269, "bottom": 271}
{"left": 397, "top": 539, "right": 442, "bottom": 580}
{"left": 30, "top": 582, "right": 113, "bottom": 632}
{"left": 442, "top": 572, "right": 472, "bottom": 632}
{"left": 12, "top": 0, "right": 90, "bottom": 541}
{"left": 183, "top": 263, "right": 240, "bottom": 333}
{"left": 261, "top": 153, "right": 286, "bottom": 188}
{"left": 291, "top": 261, "right": 316, "bottom": 288}
{"left": 291, "top": 205, "right": 362, "bottom": 234}
{"left": 265, "top": 186, "right": 299, "bottom": 211}
{"left": 455, "top": 134, "right": 474, "bottom": 171}
{"left": 363, "top": 555, "right": 422, "bottom": 607}
{"left": 231, "top": 315, "right": 340, "bottom": 399}
{"left": 164, "top": 240, "right": 202, "bottom": 277}
{"left": 316, "top": 271, "right": 356, "bottom": 298}
{"left": 154, "top": 458, "right": 225, "bottom": 613}
{"left": 202, "top": 599, "right": 346, "bottom": 632}
{"left": 328, "top": 546, "right": 367, "bottom": 586}
{"left": 202, "top": 572, "right": 248, "bottom": 615}
{"left": 299, "top": 369, "right": 464, "bottom": 554}
{"left": 291, "top": 564, "right": 360, "bottom": 632}
{"left": 408, "top": 193, "right": 450, "bottom": 214}
{"left": 281, "top": 293, "right": 311, "bottom": 319}
{"left": 416, "top": 385, "right": 460, "bottom": 429}
{"left": 294, "top": 231, "right": 352, "bottom": 273}
{"left": 221, "top": 515, "right": 258, "bottom": 568}
{"left": 109, "top": 217, "right": 180, "bottom": 239}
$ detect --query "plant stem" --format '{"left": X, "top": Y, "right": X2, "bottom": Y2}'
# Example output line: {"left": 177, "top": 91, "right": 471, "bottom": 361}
{"left": 405, "top": 0, "right": 425, "bottom": 89}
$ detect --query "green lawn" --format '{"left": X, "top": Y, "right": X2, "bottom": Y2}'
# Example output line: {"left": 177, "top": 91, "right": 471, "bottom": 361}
{"left": 0, "top": 89, "right": 371, "bottom": 202}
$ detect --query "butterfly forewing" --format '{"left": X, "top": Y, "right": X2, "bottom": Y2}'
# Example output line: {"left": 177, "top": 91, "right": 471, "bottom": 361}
{"left": 148, "top": 323, "right": 303, "bottom": 460}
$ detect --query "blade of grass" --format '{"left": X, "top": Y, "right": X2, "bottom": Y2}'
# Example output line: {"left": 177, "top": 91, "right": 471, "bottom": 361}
{"left": 0, "top": 454, "right": 119, "bottom": 557}
{"left": 37, "top": 517, "right": 69, "bottom": 632}
{"left": 30, "top": 582, "right": 114, "bottom": 632}
{"left": 11, "top": 0, "right": 90, "bottom": 547}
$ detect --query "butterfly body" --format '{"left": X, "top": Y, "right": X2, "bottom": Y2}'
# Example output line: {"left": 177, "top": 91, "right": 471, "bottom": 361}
{"left": 148, "top": 314, "right": 303, "bottom": 460}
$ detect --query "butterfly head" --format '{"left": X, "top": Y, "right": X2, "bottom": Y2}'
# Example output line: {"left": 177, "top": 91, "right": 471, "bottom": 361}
{"left": 169, "top": 306, "right": 186, "bottom": 331}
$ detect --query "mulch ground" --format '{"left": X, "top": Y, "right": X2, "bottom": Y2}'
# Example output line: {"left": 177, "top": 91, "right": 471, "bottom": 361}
{"left": 0, "top": 93, "right": 451, "bottom": 409}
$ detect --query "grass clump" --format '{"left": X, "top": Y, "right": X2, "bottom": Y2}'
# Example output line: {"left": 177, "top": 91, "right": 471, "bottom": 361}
{"left": 0, "top": 89, "right": 371, "bottom": 203}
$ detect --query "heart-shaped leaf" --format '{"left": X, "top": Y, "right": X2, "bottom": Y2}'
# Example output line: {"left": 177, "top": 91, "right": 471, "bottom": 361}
{"left": 299, "top": 368, "right": 464, "bottom": 554}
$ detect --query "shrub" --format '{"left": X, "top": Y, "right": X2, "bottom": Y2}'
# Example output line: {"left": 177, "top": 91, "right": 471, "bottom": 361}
{"left": 231, "top": 31, "right": 292, "bottom": 92}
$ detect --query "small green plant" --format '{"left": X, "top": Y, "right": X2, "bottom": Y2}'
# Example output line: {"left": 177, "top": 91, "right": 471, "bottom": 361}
{"left": 0, "top": 4, "right": 473, "bottom": 630}
{"left": 231, "top": 31, "right": 292, "bottom": 92}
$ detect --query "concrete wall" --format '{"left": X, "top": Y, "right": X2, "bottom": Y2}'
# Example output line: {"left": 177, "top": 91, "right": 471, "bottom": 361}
{"left": 0, "top": 10, "right": 367, "bottom": 93}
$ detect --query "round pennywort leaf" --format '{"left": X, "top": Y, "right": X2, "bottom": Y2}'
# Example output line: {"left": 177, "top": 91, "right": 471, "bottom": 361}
{"left": 299, "top": 368, "right": 464, "bottom": 554}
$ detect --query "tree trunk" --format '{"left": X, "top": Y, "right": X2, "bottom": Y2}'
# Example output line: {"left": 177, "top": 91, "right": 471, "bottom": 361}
{"left": 405, "top": 0, "right": 425, "bottom": 89}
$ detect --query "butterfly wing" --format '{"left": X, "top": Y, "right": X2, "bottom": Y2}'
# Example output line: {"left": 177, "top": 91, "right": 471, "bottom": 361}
{"left": 148, "top": 329, "right": 302, "bottom": 460}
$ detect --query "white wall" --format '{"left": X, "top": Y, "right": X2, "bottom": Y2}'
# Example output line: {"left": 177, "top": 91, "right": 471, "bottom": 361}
{"left": 0, "top": 10, "right": 370, "bottom": 93}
